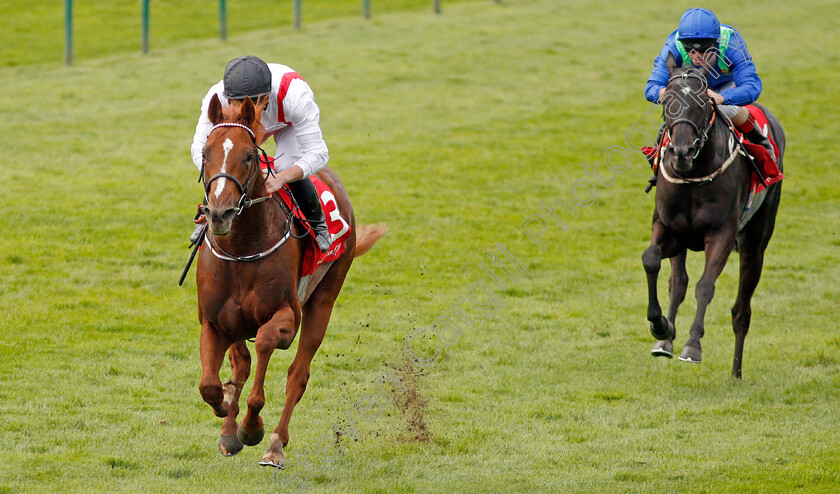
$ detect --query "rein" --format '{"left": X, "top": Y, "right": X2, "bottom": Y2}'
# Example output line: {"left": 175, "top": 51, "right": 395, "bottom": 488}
{"left": 204, "top": 225, "right": 292, "bottom": 262}
{"left": 659, "top": 113, "right": 745, "bottom": 184}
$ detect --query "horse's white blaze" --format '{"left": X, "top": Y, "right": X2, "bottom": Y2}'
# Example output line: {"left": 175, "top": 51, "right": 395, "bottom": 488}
{"left": 213, "top": 138, "right": 235, "bottom": 199}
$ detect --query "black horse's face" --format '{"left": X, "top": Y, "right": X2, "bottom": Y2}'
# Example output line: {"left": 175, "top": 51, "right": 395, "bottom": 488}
{"left": 662, "top": 55, "right": 712, "bottom": 174}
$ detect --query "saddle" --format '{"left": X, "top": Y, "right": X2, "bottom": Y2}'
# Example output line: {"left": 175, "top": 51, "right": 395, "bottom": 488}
{"left": 274, "top": 176, "right": 352, "bottom": 276}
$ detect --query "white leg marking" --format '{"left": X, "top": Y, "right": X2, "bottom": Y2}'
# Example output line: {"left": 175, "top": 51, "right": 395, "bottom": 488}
{"left": 223, "top": 382, "right": 236, "bottom": 406}
{"left": 214, "top": 138, "right": 235, "bottom": 199}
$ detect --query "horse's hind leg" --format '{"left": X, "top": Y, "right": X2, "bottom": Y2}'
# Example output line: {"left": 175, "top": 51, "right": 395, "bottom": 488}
{"left": 261, "top": 263, "right": 351, "bottom": 468}
{"left": 644, "top": 219, "right": 678, "bottom": 357}
{"left": 731, "top": 186, "right": 780, "bottom": 379}
{"left": 679, "top": 229, "right": 736, "bottom": 363}
{"left": 219, "top": 341, "right": 251, "bottom": 456}
{"left": 730, "top": 247, "right": 763, "bottom": 379}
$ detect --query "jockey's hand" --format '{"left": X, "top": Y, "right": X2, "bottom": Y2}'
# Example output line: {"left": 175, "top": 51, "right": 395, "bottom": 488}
{"left": 707, "top": 89, "right": 725, "bottom": 105}
{"left": 263, "top": 165, "right": 304, "bottom": 194}
{"left": 658, "top": 87, "right": 666, "bottom": 103}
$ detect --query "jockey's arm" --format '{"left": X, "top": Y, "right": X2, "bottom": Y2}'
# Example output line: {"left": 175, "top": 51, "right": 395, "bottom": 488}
{"left": 284, "top": 85, "right": 329, "bottom": 179}
{"left": 717, "top": 30, "right": 762, "bottom": 106}
{"left": 190, "top": 82, "right": 225, "bottom": 170}
{"left": 263, "top": 82, "right": 329, "bottom": 194}
{"left": 264, "top": 164, "right": 304, "bottom": 193}
{"left": 645, "top": 42, "right": 674, "bottom": 103}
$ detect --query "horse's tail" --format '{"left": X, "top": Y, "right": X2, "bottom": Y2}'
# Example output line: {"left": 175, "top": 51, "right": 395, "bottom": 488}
{"left": 354, "top": 223, "right": 388, "bottom": 257}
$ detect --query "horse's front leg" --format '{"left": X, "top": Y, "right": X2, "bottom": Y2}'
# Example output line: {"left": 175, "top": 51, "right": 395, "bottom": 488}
{"left": 198, "top": 322, "right": 232, "bottom": 418}
{"left": 643, "top": 219, "right": 678, "bottom": 357}
{"left": 219, "top": 341, "right": 251, "bottom": 456}
{"left": 679, "top": 228, "right": 736, "bottom": 363}
{"left": 238, "top": 305, "right": 299, "bottom": 447}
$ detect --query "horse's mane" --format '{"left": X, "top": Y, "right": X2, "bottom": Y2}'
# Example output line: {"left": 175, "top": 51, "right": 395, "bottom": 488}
{"left": 221, "top": 102, "right": 266, "bottom": 144}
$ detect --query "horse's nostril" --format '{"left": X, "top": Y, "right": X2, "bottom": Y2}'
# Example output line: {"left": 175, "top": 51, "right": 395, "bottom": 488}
{"left": 666, "top": 146, "right": 675, "bottom": 155}
{"left": 222, "top": 208, "right": 236, "bottom": 221}
{"left": 687, "top": 147, "right": 696, "bottom": 157}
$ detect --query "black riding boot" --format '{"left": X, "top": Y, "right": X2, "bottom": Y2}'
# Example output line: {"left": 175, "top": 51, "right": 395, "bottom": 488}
{"left": 287, "top": 178, "right": 331, "bottom": 252}
{"left": 743, "top": 122, "right": 777, "bottom": 163}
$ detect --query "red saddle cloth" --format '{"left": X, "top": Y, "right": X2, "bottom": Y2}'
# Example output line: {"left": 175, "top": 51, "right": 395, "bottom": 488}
{"left": 641, "top": 105, "right": 783, "bottom": 193}
{"left": 261, "top": 159, "right": 352, "bottom": 276}
{"left": 736, "top": 105, "right": 784, "bottom": 193}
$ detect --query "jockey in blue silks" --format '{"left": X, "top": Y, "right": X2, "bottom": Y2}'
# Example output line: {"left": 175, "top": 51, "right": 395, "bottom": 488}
{"left": 645, "top": 8, "right": 775, "bottom": 161}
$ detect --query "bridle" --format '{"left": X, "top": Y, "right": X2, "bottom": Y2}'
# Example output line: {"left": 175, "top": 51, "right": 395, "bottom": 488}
{"left": 663, "top": 71, "right": 716, "bottom": 161}
{"left": 199, "top": 122, "right": 272, "bottom": 215}
{"left": 198, "top": 121, "right": 301, "bottom": 262}
{"left": 657, "top": 71, "right": 747, "bottom": 185}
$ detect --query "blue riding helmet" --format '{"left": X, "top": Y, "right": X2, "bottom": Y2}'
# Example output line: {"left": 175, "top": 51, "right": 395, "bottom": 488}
{"left": 677, "top": 8, "right": 720, "bottom": 40}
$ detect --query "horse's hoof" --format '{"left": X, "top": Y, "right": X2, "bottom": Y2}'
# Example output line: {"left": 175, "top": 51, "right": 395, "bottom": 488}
{"left": 651, "top": 339, "right": 674, "bottom": 358}
{"left": 678, "top": 345, "right": 702, "bottom": 363}
{"left": 219, "top": 433, "right": 244, "bottom": 456}
{"left": 649, "top": 317, "right": 675, "bottom": 341}
{"left": 259, "top": 457, "right": 286, "bottom": 469}
{"left": 259, "top": 433, "right": 286, "bottom": 468}
{"left": 237, "top": 424, "right": 265, "bottom": 446}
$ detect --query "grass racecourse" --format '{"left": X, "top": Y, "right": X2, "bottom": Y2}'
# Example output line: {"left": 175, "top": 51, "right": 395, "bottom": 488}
{"left": 1, "top": 0, "right": 840, "bottom": 492}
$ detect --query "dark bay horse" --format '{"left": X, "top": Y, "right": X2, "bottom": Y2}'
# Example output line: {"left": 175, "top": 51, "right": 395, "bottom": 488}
{"left": 196, "top": 95, "right": 387, "bottom": 466}
{"left": 643, "top": 53, "right": 784, "bottom": 379}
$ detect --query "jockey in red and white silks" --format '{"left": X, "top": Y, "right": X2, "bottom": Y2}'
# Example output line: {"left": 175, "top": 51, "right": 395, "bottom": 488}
{"left": 191, "top": 62, "right": 328, "bottom": 180}
{"left": 190, "top": 56, "right": 332, "bottom": 252}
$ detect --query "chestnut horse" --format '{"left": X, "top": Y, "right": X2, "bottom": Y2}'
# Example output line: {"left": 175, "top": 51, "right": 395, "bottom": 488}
{"left": 196, "top": 94, "right": 386, "bottom": 466}
{"left": 643, "top": 53, "right": 784, "bottom": 379}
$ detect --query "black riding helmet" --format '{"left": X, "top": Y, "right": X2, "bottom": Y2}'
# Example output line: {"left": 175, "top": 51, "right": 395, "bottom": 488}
{"left": 223, "top": 56, "right": 271, "bottom": 101}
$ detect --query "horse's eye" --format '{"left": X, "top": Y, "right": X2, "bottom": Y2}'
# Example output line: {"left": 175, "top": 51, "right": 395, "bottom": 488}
{"left": 245, "top": 153, "right": 255, "bottom": 163}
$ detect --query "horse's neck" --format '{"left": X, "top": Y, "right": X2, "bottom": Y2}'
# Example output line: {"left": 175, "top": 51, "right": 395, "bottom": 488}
{"left": 694, "top": 119, "right": 730, "bottom": 175}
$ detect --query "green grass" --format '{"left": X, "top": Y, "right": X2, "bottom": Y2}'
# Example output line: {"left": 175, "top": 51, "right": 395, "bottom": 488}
{"left": 2, "top": 0, "right": 840, "bottom": 492}
{"left": 0, "top": 0, "right": 474, "bottom": 67}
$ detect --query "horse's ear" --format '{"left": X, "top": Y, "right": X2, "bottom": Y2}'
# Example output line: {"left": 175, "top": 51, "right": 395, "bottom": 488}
{"left": 239, "top": 96, "right": 256, "bottom": 127}
{"left": 253, "top": 96, "right": 268, "bottom": 113}
{"left": 665, "top": 52, "right": 677, "bottom": 76}
{"left": 208, "top": 94, "right": 223, "bottom": 125}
